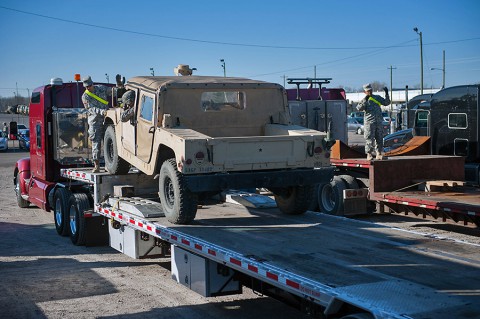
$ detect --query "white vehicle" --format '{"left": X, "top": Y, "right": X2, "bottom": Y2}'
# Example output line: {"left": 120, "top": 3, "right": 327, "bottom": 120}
{"left": 347, "top": 117, "right": 364, "bottom": 135}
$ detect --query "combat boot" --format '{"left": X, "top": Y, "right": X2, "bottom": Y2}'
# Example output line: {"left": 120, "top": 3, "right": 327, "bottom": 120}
{"left": 366, "top": 153, "right": 373, "bottom": 161}
{"left": 92, "top": 160, "right": 100, "bottom": 173}
{"left": 376, "top": 152, "right": 384, "bottom": 160}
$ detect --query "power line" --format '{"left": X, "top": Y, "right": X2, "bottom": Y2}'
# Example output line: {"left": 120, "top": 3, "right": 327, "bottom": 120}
{"left": 2, "top": 5, "right": 479, "bottom": 51}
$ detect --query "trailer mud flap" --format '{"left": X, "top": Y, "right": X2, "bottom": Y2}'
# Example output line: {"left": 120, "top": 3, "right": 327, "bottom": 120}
{"left": 343, "top": 188, "right": 368, "bottom": 215}
{"left": 85, "top": 216, "right": 109, "bottom": 247}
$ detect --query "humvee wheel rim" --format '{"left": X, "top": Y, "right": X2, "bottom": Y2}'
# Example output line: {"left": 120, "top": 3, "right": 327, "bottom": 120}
{"left": 164, "top": 176, "right": 175, "bottom": 209}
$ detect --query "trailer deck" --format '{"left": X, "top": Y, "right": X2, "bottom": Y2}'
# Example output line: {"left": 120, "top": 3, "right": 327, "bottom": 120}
{"left": 61, "top": 168, "right": 480, "bottom": 319}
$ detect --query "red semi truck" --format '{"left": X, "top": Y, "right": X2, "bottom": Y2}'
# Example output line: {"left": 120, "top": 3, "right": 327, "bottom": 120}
{"left": 12, "top": 76, "right": 480, "bottom": 318}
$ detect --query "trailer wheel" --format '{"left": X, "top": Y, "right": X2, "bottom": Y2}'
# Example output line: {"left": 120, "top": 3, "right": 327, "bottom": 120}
{"left": 159, "top": 158, "right": 198, "bottom": 224}
{"left": 338, "top": 174, "right": 359, "bottom": 189}
{"left": 318, "top": 176, "right": 346, "bottom": 215}
{"left": 274, "top": 185, "right": 314, "bottom": 215}
{"left": 54, "top": 188, "right": 71, "bottom": 236}
{"left": 15, "top": 176, "right": 29, "bottom": 208}
{"left": 68, "top": 193, "right": 90, "bottom": 246}
{"left": 104, "top": 125, "right": 130, "bottom": 175}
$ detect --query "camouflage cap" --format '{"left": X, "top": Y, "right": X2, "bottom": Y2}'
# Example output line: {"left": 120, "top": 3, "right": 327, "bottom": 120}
{"left": 82, "top": 76, "right": 93, "bottom": 88}
{"left": 363, "top": 83, "right": 373, "bottom": 91}
{"left": 122, "top": 90, "right": 135, "bottom": 106}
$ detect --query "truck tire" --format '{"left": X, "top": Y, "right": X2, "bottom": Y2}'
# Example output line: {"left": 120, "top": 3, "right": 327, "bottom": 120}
{"left": 338, "top": 174, "right": 359, "bottom": 189}
{"left": 104, "top": 125, "right": 130, "bottom": 175}
{"left": 159, "top": 158, "right": 198, "bottom": 224}
{"left": 318, "top": 176, "right": 346, "bottom": 216}
{"left": 15, "top": 176, "right": 29, "bottom": 208}
{"left": 54, "top": 188, "right": 71, "bottom": 236}
{"left": 274, "top": 185, "right": 314, "bottom": 215}
{"left": 68, "top": 193, "right": 90, "bottom": 246}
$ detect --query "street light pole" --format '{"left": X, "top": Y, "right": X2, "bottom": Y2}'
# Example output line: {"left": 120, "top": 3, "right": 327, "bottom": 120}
{"left": 413, "top": 27, "right": 423, "bottom": 94}
{"left": 105, "top": 73, "right": 109, "bottom": 83}
{"left": 388, "top": 66, "right": 396, "bottom": 134}
{"left": 150, "top": 68, "right": 155, "bottom": 76}
{"left": 220, "top": 59, "right": 226, "bottom": 77}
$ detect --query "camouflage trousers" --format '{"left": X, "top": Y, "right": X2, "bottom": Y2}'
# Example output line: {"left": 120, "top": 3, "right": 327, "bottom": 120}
{"left": 88, "top": 123, "right": 104, "bottom": 161}
{"left": 364, "top": 120, "right": 384, "bottom": 155}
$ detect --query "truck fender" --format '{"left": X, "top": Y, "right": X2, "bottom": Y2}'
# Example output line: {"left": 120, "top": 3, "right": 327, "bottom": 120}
{"left": 47, "top": 185, "right": 66, "bottom": 210}
{"left": 14, "top": 157, "right": 31, "bottom": 197}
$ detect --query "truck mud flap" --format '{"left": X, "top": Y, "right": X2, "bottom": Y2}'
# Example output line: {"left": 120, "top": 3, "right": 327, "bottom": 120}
{"left": 85, "top": 216, "right": 109, "bottom": 247}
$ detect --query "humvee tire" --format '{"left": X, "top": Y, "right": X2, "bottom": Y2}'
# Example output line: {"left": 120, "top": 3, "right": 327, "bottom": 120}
{"left": 104, "top": 125, "right": 130, "bottom": 175}
{"left": 158, "top": 158, "right": 198, "bottom": 224}
{"left": 274, "top": 185, "right": 314, "bottom": 215}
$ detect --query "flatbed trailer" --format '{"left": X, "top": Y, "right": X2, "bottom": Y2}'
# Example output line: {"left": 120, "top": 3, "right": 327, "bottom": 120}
{"left": 60, "top": 167, "right": 480, "bottom": 319}
{"left": 327, "top": 155, "right": 480, "bottom": 227}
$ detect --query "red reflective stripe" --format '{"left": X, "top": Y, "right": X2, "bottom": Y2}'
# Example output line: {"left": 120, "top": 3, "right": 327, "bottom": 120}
{"left": 248, "top": 265, "right": 258, "bottom": 273}
{"left": 138, "top": 222, "right": 143, "bottom": 227}
{"left": 195, "top": 244, "right": 202, "bottom": 250}
{"left": 171, "top": 235, "right": 177, "bottom": 241}
{"left": 147, "top": 225, "right": 152, "bottom": 231}
{"left": 182, "top": 239, "right": 190, "bottom": 245}
{"left": 230, "top": 258, "right": 241, "bottom": 266}
{"left": 267, "top": 272, "right": 278, "bottom": 281}
{"left": 286, "top": 279, "right": 300, "bottom": 289}
{"left": 208, "top": 249, "right": 216, "bottom": 256}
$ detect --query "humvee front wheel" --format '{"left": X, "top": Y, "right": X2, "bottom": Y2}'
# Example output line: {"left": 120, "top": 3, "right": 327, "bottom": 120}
{"left": 273, "top": 185, "right": 314, "bottom": 215}
{"left": 158, "top": 158, "right": 198, "bottom": 224}
{"left": 104, "top": 125, "right": 130, "bottom": 175}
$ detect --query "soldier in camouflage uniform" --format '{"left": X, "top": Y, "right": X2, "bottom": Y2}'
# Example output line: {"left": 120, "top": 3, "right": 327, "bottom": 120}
{"left": 120, "top": 90, "right": 136, "bottom": 123}
{"left": 82, "top": 75, "right": 124, "bottom": 172}
{"left": 356, "top": 83, "right": 390, "bottom": 160}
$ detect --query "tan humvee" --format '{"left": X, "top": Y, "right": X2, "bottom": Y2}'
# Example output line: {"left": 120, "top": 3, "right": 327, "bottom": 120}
{"left": 104, "top": 76, "right": 334, "bottom": 224}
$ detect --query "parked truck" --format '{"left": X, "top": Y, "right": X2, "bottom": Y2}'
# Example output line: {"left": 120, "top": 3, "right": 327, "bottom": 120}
{"left": 12, "top": 76, "right": 480, "bottom": 318}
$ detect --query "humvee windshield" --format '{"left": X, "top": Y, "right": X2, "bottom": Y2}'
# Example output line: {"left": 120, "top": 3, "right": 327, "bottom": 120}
{"left": 201, "top": 91, "right": 246, "bottom": 112}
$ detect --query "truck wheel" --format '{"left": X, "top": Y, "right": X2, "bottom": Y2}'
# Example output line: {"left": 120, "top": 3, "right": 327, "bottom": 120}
{"left": 15, "top": 176, "right": 29, "bottom": 208}
{"left": 54, "top": 188, "right": 71, "bottom": 236}
{"left": 104, "top": 125, "right": 130, "bottom": 175}
{"left": 274, "top": 185, "right": 314, "bottom": 215}
{"left": 318, "top": 176, "right": 346, "bottom": 215}
{"left": 159, "top": 158, "right": 198, "bottom": 224}
{"left": 68, "top": 193, "right": 90, "bottom": 246}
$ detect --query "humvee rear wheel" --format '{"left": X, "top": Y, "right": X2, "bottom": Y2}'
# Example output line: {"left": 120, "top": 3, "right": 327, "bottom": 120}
{"left": 159, "top": 158, "right": 198, "bottom": 224}
{"left": 274, "top": 185, "right": 314, "bottom": 215}
{"left": 104, "top": 125, "right": 130, "bottom": 175}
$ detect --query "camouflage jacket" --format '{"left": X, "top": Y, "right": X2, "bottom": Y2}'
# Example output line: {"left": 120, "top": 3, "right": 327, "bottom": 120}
{"left": 356, "top": 94, "right": 390, "bottom": 122}
{"left": 81, "top": 85, "right": 113, "bottom": 126}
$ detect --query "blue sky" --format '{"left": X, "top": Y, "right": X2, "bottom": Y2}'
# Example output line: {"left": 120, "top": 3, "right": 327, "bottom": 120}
{"left": 1, "top": 0, "right": 479, "bottom": 97}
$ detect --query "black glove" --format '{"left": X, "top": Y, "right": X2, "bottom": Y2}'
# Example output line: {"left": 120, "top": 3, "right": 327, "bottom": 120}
{"left": 363, "top": 95, "right": 370, "bottom": 102}
{"left": 115, "top": 74, "right": 125, "bottom": 87}
{"left": 383, "top": 87, "right": 389, "bottom": 95}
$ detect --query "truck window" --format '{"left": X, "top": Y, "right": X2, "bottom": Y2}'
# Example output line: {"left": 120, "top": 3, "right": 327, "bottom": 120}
{"left": 448, "top": 113, "right": 467, "bottom": 129}
{"left": 31, "top": 92, "right": 41, "bottom": 104}
{"left": 201, "top": 92, "right": 246, "bottom": 112}
{"left": 36, "top": 123, "right": 41, "bottom": 149}
{"left": 415, "top": 111, "right": 428, "bottom": 128}
{"left": 139, "top": 95, "right": 154, "bottom": 122}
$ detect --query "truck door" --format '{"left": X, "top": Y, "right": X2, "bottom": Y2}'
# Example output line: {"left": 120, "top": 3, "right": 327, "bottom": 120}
{"left": 414, "top": 110, "right": 430, "bottom": 137}
{"left": 135, "top": 92, "right": 156, "bottom": 163}
{"left": 120, "top": 89, "right": 138, "bottom": 155}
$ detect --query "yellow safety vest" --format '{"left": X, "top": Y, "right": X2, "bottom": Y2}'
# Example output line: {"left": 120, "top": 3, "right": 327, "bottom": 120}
{"left": 368, "top": 96, "right": 382, "bottom": 106}
{"left": 85, "top": 89, "right": 108, "bottom": 105}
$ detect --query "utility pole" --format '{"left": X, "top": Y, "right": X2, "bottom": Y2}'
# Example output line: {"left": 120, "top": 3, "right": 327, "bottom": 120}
{"left": 413, "top": 27, "right": 423, "bottom": 94}
{"left": 430, "top": 50, "right": 446, "bottom": 89}
{"left": 281, "top": 75, "right": 287, "bottom": 87}
{"left": 220, "top": 59, "right": 226, "bottom": 77}
{"left": 105, "top": 73, "right": 109, "bottom": 83}
{"left": 314, "top": 65, "right": 317, "bottom": 88}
